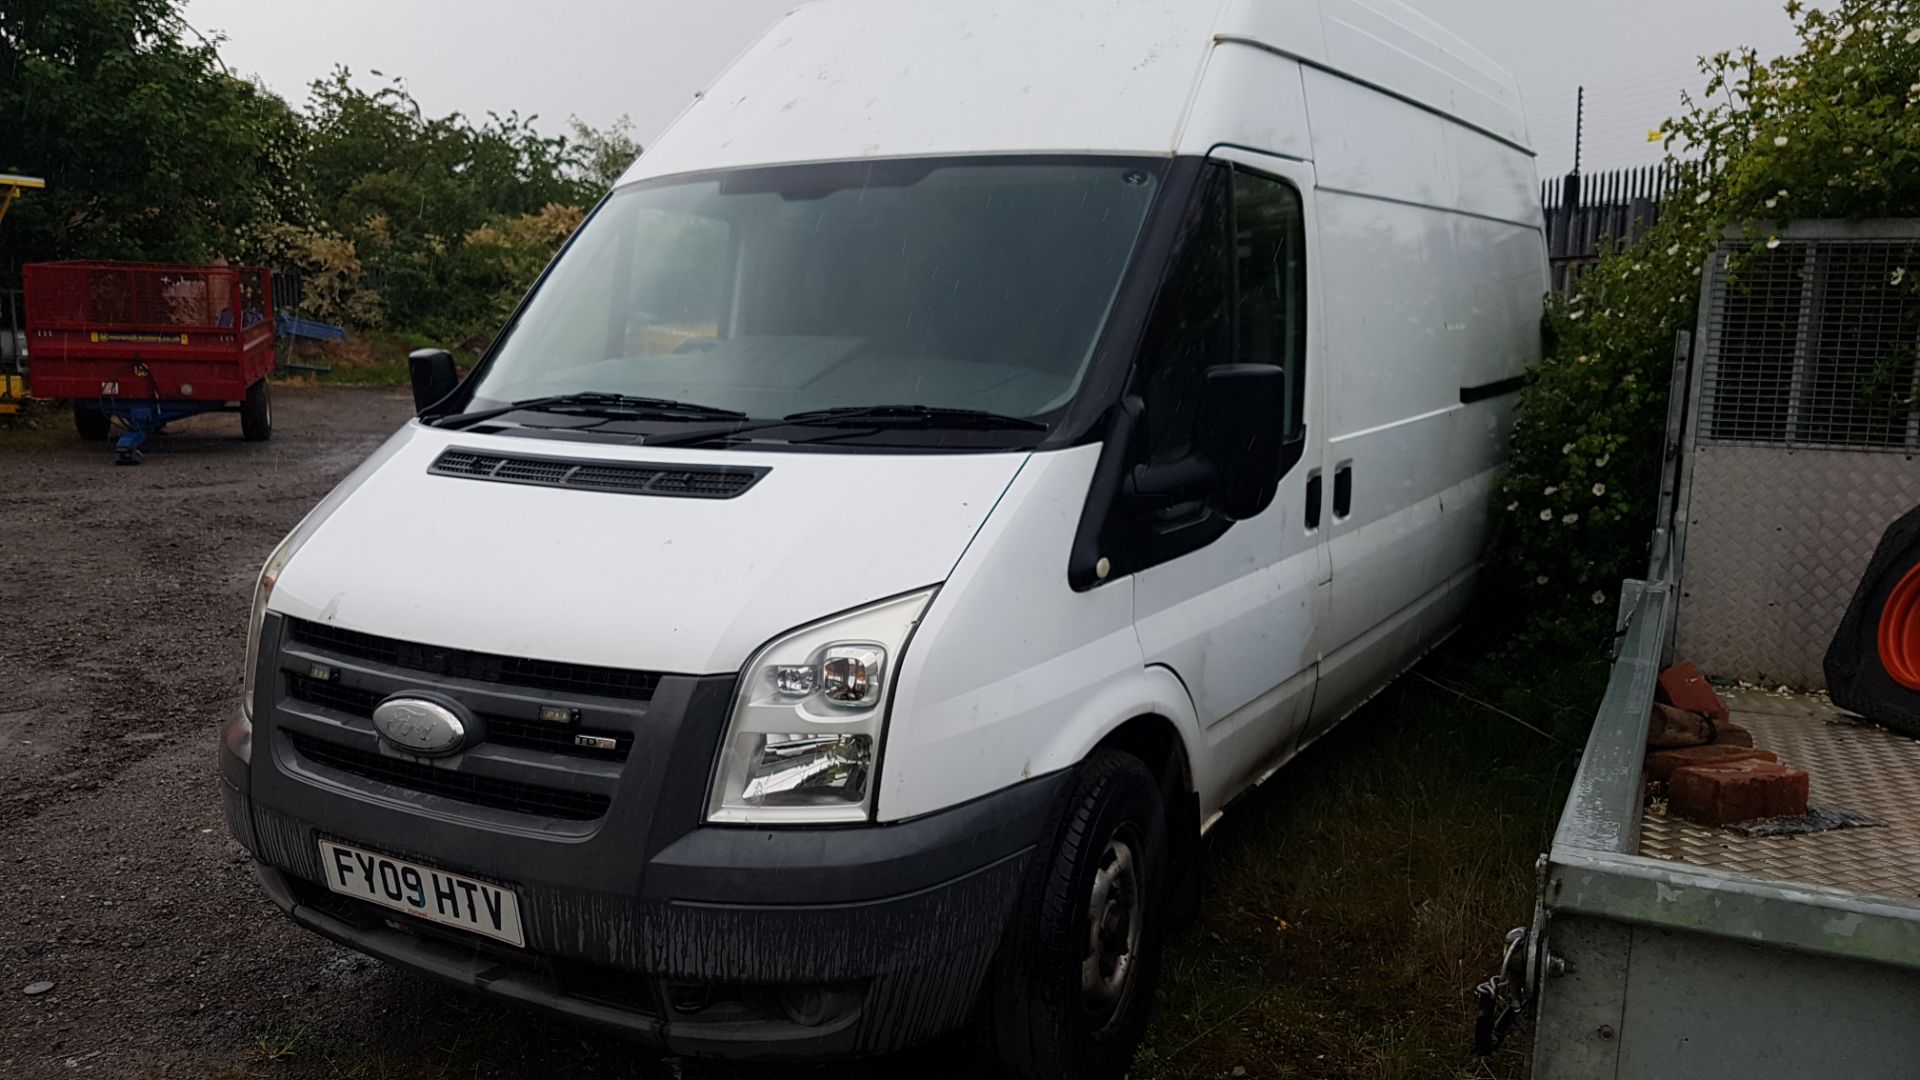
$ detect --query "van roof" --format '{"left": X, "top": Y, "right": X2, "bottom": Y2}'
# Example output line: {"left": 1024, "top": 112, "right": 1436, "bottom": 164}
{"left": 623, "top": 0, "right": 1530, "bottom": 186}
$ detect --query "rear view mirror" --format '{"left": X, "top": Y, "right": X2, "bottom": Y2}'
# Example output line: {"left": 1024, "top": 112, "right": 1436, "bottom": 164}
{"left": 408, "top": 348, "right": 461, "bottom": 416}
{"left": 1198, "top": 364, "right": 1287, "bottom": 521}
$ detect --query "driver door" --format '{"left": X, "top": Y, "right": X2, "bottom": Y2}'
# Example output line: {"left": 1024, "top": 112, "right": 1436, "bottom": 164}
{"left": 1128, "top": 149, "right": 1330, "bottom": 814}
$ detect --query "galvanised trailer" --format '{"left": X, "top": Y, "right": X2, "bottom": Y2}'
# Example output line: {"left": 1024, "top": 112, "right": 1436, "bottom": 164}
{"left": 1487, "top": 222, "right": 1920, "bottom": 1078}
{"left": 25, "top": 261, "right": 276, "bottom": 463}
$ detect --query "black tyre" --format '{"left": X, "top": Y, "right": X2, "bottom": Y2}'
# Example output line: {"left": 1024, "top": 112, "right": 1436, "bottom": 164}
{"left": 74, "top": 405, "right": 111, "bottom": 442}
{"left": 977, "top": 749, "right": 1168, "bottom": 1080}
{"left": 240, "top": 380, "right": 273, "bottom": 442}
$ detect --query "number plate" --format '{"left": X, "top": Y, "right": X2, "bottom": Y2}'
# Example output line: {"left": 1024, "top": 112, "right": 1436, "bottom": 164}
{"left": 317, "top": 840, "right": 525, "bottom": 947}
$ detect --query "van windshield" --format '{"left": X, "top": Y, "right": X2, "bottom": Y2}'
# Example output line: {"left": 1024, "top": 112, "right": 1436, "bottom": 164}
{"left": 461, "top": 157, "right": 1164, "bottom": 436}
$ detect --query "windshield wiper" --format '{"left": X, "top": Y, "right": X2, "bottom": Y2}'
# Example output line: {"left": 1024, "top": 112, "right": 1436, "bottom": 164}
{"left": 434, "top": 392, "right": 747, "bottom": 429}
{"left": 782, "top": 405, "right": 1050, "bottom": 431}
{"left": 643, "top": 404, "right": 1049, "bottom": 448}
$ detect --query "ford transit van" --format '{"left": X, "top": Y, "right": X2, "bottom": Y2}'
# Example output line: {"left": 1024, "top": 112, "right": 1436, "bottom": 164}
{"left": 220, "top": 1, "right": 1546, "bottom": 1075}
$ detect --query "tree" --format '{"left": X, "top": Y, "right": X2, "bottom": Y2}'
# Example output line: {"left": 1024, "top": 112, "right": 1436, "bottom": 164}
{"left": 0, "top": 0, "right": 299, "bottom": 267}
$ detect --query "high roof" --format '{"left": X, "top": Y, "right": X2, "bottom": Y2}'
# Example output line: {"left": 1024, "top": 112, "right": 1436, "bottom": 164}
{"left": 623, "top": 0, "right": 1530, "bottom": 185}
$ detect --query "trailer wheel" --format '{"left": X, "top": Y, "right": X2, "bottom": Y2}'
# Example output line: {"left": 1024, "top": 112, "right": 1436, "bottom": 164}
{"left": 74, "top": 406, "right": 111, "bottom": 442}
{"left": 977, "top": 749, "right": 1168, "bottom": 1080}
{"left": 240, "top": 380, "right": 273, "bottom": 442}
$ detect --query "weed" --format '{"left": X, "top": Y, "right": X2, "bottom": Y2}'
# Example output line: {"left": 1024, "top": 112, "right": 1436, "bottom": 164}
{"left": 254, "top": 1022, "right": 309, "bottom": 1063}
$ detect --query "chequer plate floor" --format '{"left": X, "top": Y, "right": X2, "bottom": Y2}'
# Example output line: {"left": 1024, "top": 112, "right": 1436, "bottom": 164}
{"left": 1639, "top": 687, "right": 1920, "bottom": 904}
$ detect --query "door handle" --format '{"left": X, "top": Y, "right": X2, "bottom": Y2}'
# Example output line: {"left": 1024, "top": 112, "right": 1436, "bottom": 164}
{"left": 1305, "top": 470, "right": 1323, "bottom": 531}
{"left": 1333, "top": 463, "right": 1353, "bottom": 521}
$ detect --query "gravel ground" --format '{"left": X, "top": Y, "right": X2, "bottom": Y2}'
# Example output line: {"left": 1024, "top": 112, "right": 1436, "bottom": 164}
{"left": 0, "top": 388, "right": 979, "bottom": 1080}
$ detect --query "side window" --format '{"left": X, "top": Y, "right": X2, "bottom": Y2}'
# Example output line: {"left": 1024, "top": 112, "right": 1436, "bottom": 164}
{"left": 1136, "top": 166, "right": 1232, "bottom": 466}
{"left": 1133, "top": 164, "right": 1308, "bottom": 466}
{"left": 1232, "top": 171, "right": 1308, "bottom": 440}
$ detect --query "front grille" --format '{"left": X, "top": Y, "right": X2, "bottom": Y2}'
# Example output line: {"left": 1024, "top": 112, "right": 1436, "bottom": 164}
{"left": 430, "top": 448, "right": 767, "bottom": 500}
{"left": 288, "top": 733, "right": 612, "bottom": 821}
{"left": 286, "top": 619, "right": 659, "bottom": 702}
{"left": 285, "top": 675, "right": 633, "bottom": 760}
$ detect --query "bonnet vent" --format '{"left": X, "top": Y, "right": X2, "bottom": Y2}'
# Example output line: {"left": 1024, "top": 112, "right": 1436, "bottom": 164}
{"left": 430, "top": 449, "right": 767, "bottom": 499}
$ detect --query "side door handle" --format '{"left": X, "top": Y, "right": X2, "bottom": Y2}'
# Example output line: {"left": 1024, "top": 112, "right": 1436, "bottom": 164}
{"left": 1305, "top": 469, "right": 1323, "bottom": 531}
{"left": 1333, "top": 462, "right": 1353, "bottom": 521}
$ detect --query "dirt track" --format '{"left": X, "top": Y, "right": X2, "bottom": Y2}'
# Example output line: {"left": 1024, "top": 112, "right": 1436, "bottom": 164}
{"left": 0, "top": 388, "right": 977, "bottom": 1080}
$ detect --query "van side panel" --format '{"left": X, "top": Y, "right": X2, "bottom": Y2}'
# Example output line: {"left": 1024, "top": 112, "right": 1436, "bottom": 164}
{"left": 1302, "top": 67, "right": 1544, "bottom": 732}
{"left": 878, "top": 447, "right": 1204, "bottom": 824}
{"left": 1315, "top": 0, "right": 1530, "bottom": 150}
{"left": 1173, "top": 43, "right": 1313, "bottom": 161}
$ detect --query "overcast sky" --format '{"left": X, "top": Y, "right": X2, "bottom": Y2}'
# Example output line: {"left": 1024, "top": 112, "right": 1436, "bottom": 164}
{"left": 183, "top": 0, "right": 1796, "bottom": 178}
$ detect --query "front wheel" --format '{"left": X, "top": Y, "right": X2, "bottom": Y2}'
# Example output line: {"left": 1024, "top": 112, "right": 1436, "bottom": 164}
{"left": 977, "top": 749, "right": 1169, "bottom": 1080}
{"left": 74, "top": 405, "right": 111, "bottom": 442}
{"left": 240, "top": 380, "right": 273, "bottom": 442}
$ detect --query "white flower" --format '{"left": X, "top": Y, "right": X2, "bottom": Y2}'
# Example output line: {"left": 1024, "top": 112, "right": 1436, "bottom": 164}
{"left": 1774, "top": 135, "right": 1790, "bottom": 147}
{"left": 1562, "top": 442, "right": 1576, "bottom": 455}
{"left": 1906, "top": 27, "right": 1920, "bottom": 44}
{"left": 1593, "top": 483, "right": 1607, "bottom": 496}
{"left": 1569, "top": 310, "right": 1584, "bottom": 321}
{"left": 1892, "top": 268, "right": 1908, "bottom": 286}
{"left": 1539, "top": 509, "right": 1554, "bottom": 522}
{"left": 1766, "top": 237, "right": 1782, "bottom": 249}
{"left": 1537, "top": 576, "right": 1550, "bottom": 586}
{"left": 1778, "top": 189, "right": 1790, "bottom": 198}
{"left": 1563, "top": 513, "right": 1580, "bottom": 525}
{"left": 1544, "top": 486, "right": 1558, "bottom": 496}
{"left": 1506, "top": 501, "right": 1519, "bottom": 512}
{"left": 1766, "top": 198, "right": 1779, "bottom": 209}
{"left": 1667, "top": 243, "right": 1683, "bottom": 257}
{"left": 1839, "top": 23, "right": 1856, "bottom": 41}
{"left": 1843, "top": 146, "right": 1856, "bottom": 155}
{"left": 1592, "top": 591, "right": 1608, "bottom": 606}
{"left": 1910, "top": 82, "right": 1920, "bottom": 96}
{"left": 1595, "top": 455, "right": 1610, "bottom": 467}
{"left": 1623, "top": 373, "right": 1638, "bottom": 384}
{"left": 1695, "top": 189, "right": 1713, "bottom": 205}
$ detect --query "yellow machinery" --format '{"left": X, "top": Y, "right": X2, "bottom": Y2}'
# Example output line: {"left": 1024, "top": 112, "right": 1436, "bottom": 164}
{"left": 0, "top": 174, "right": 43, "bottom": 414}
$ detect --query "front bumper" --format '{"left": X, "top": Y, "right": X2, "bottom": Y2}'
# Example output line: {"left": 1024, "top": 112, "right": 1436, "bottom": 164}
{"left": 222, "top": 706, "right": 1062, "bottom": 1060}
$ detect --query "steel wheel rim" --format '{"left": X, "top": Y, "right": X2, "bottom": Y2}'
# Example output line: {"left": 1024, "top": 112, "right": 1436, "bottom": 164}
{"left": 1081, "top": 828, "right": 1143, "bottom": 1026}
{"left": 1879, "top": 563, "right": 1920, "bottom": 691}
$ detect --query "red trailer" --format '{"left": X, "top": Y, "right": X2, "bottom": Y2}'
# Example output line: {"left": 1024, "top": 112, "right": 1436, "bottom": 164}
{"left": 25, "top": 261, "right": 276, "bottom": 463}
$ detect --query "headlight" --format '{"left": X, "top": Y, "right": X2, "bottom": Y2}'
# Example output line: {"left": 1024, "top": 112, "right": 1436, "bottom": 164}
{"left": 240, "top": 538, "right": 298, "bottom": 722}
{"left": 707, "top": 588, "right": 937, "bottom": 825}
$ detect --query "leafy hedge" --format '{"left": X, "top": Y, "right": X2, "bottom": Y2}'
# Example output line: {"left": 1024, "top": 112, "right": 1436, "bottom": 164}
{"left": 1495, "top": 0, "right": 1920, "bottom": 632}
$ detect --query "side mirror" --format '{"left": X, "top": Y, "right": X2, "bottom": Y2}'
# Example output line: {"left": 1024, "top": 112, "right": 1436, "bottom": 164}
{"left": 408, "top": 348, "right": 461, "bottom": 416}
{"left": 1198, "top": 364, "right": 1288, "bottom": 521}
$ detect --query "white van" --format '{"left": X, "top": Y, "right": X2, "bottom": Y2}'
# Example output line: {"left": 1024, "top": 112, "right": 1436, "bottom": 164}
{"left": 220, "top": 2, "right": 1544, "bottom": 1075}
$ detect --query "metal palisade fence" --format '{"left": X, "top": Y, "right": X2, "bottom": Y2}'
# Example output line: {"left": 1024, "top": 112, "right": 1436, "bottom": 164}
{"left": 1541, "top": 165, "right": 1692, "bottom": 294}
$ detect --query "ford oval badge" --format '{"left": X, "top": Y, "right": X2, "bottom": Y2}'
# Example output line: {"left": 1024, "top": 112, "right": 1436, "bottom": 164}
{"left": 372, "top": 696, "right": 468, "bottom": 755}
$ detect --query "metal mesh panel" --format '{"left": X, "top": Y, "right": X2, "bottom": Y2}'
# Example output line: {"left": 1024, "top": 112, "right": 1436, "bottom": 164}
{"left": 1699, "top": 237, "right": 1920, "bottom": 452}
{"left": 23, "top": 263, "right": 269, "bottom": 331}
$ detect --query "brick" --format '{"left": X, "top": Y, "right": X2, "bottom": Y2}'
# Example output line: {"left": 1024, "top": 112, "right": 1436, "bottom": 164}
{"left": 1714, "top": 722, "right": 1755, "bottom": 748}
{"left": 1656, "top": 661, "right": 1729, "bottom": 723}
{"left": 1648, "top": 704, "right": 1714, "bottom": 749}
{"left": 1669, "top": 760, "right": 1809, "bottom": 826}
{"left": 1647, "top": 744, "right": 1777, "bottom": 783}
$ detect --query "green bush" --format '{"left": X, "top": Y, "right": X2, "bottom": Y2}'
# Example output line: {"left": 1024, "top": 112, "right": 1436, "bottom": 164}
{"left": 1497, "top": 0, "right": 1920, "bottom": 633}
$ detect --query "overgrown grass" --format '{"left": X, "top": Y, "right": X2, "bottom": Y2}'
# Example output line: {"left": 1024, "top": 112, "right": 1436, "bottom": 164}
{"left": 1132, "top": 632, "right": 1607, "bottom": 1080}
